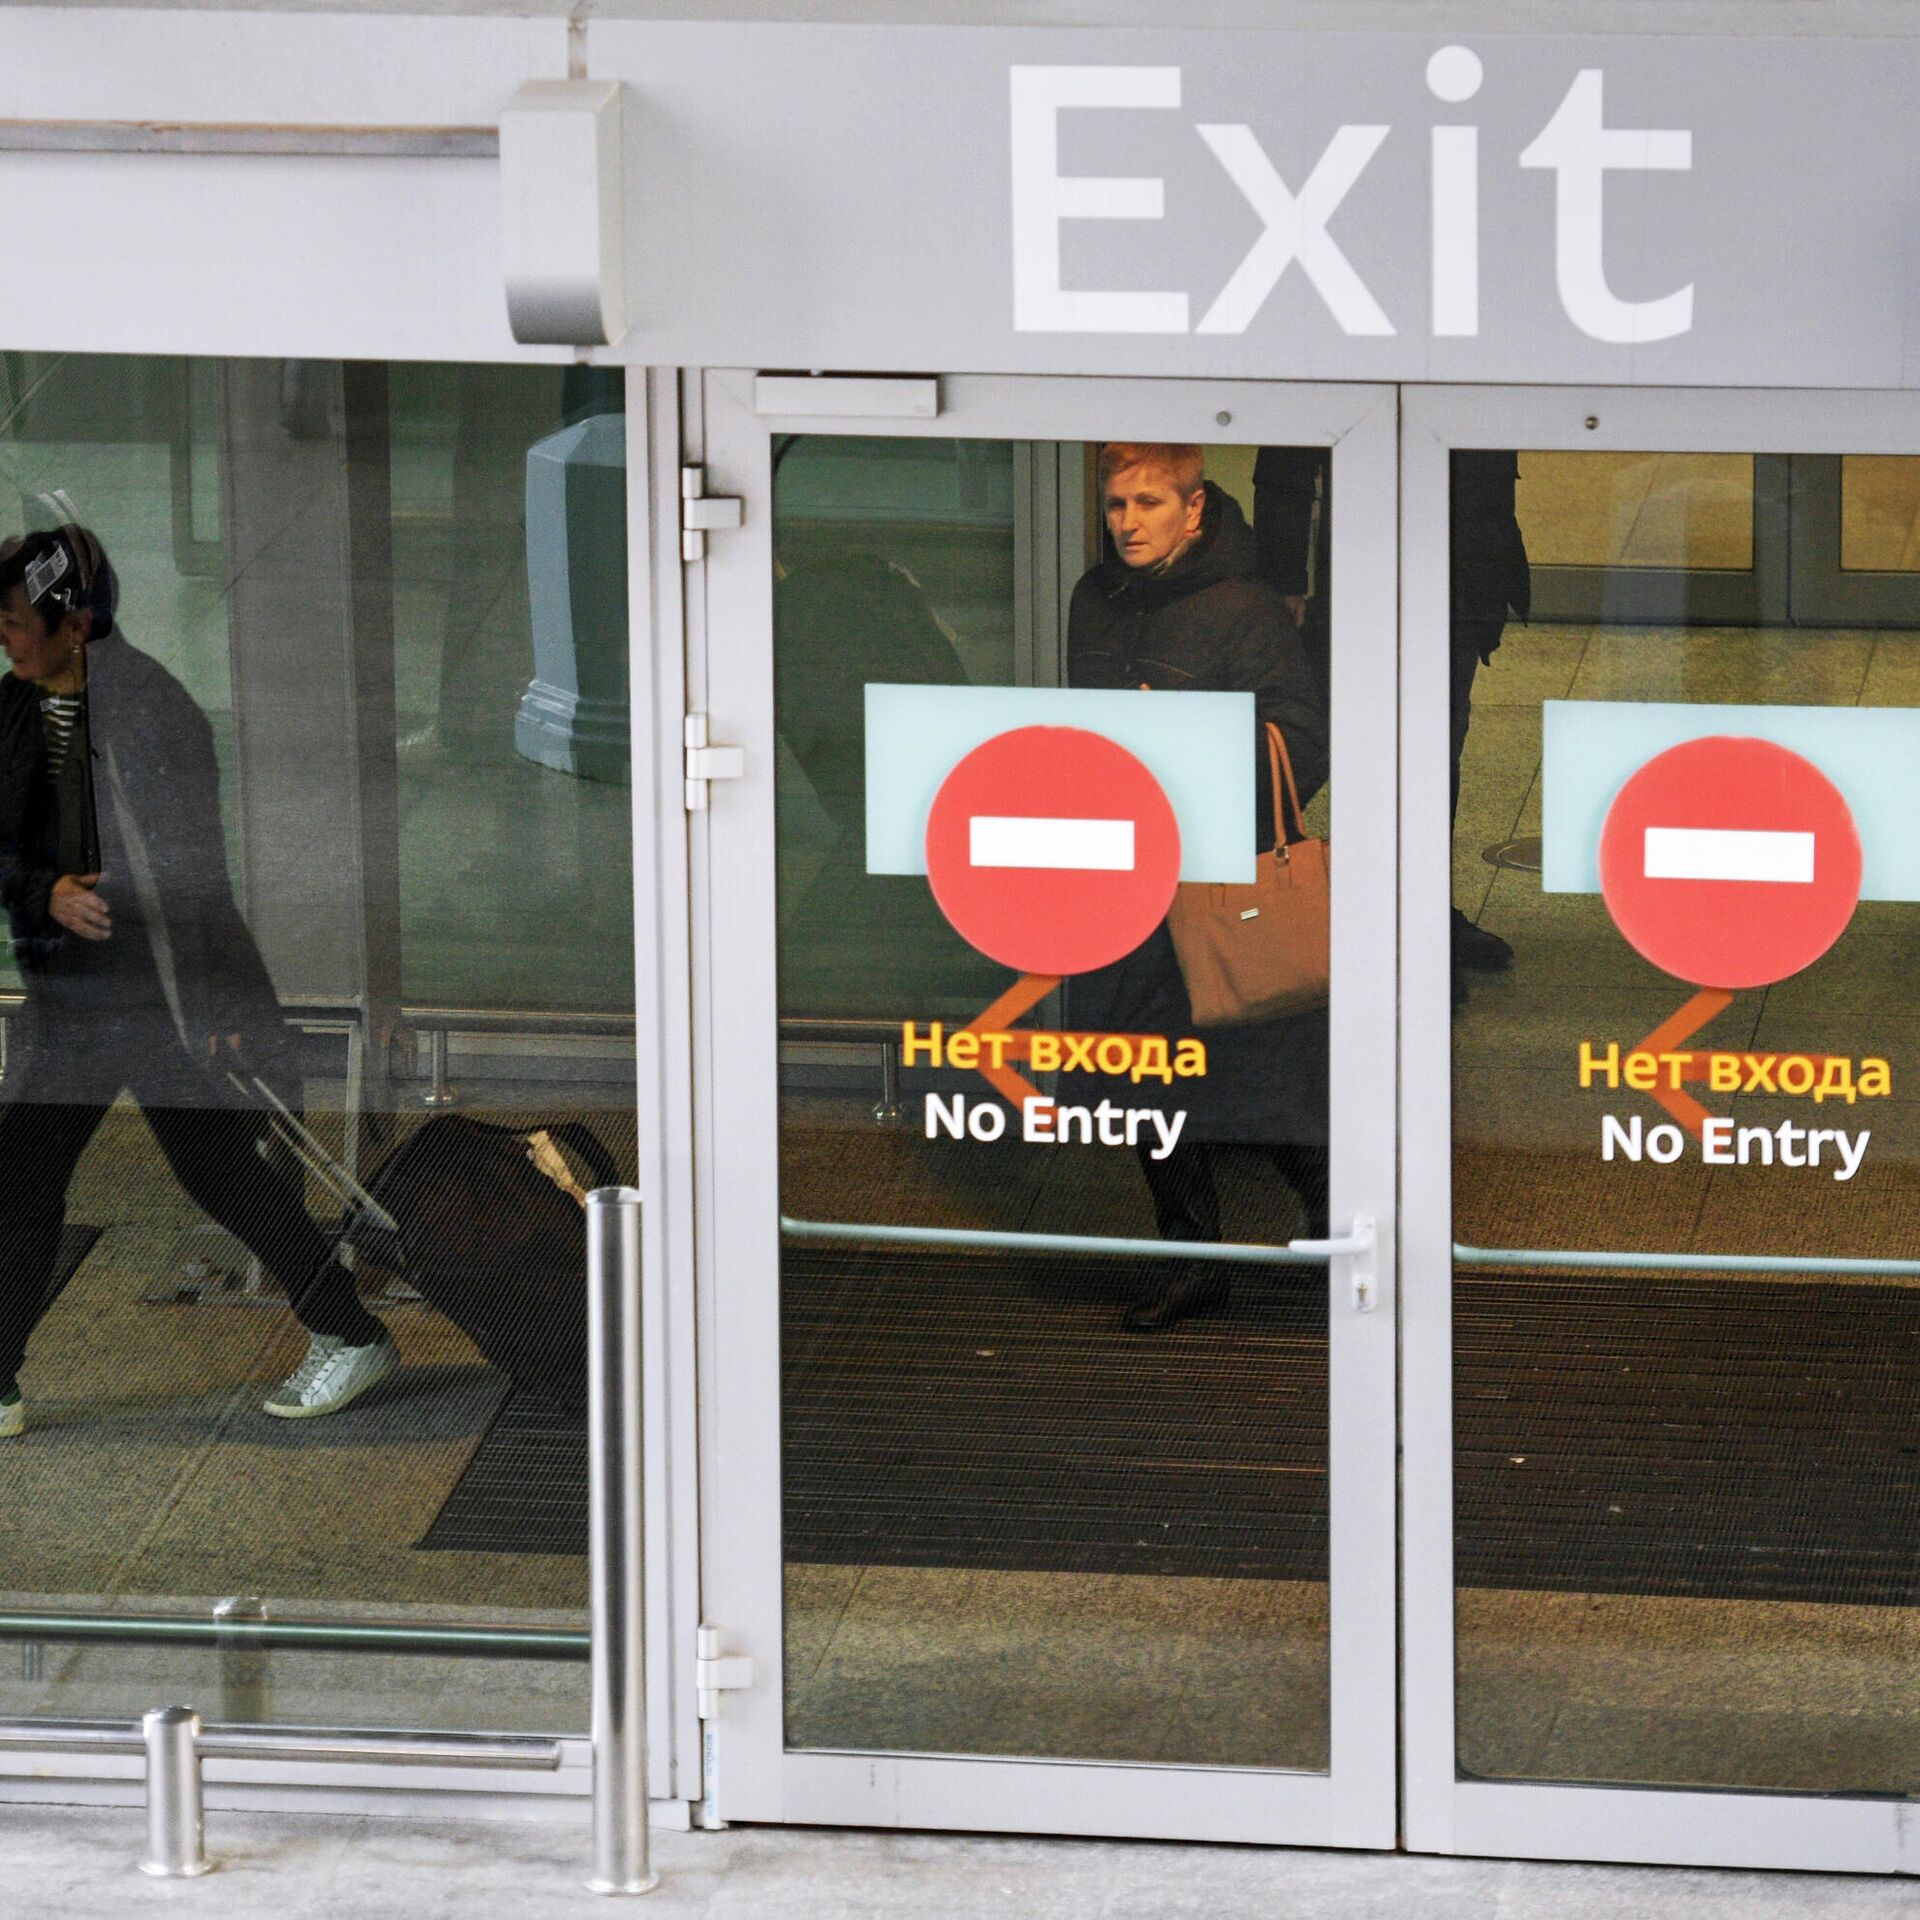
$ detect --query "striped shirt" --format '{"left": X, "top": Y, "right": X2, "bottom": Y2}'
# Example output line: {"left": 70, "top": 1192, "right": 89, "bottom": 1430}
{"left": 39, "top": 693, "right": 83, "bottom": 779}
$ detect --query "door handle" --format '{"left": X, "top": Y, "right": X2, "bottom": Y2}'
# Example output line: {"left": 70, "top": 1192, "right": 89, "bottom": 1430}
{"left": 1287, "top": 1213, "right": 1378, "bottom": 1312}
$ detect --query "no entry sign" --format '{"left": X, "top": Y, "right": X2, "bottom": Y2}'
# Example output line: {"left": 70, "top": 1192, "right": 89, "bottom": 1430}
{"left": 1597, "top": 735, "right": 1862, "bottom": 989}
{"left": 924, "top": 724, "right": 1181, "bottom": 976}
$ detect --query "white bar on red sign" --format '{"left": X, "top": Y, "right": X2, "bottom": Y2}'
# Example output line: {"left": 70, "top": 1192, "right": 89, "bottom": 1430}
{"left": 969, "top": 816, "right": 1135, "bottom": 872}
{"left": 1643, "top": 826, "right": 1815, "bottom": 884}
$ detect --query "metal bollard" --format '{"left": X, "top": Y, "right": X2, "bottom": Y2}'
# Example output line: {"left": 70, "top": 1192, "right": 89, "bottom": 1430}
{"left": 872, "top": 1040, "right": 902, "bottom": 1126}
{"left": 213, "top": 1595, "right": 271, "bottom": 1725}
{"left": 585, "top": 1187, "right": 656, "bottom": 1896}
{"left": 139, "top": 1706, "right": 213, "bottom": 1878}
{"left": 422, "top": 1028, "right": 458, "bottom": 1109}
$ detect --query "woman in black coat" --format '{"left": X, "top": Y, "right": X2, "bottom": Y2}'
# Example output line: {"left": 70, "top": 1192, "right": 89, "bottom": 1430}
{"left": 1067, "top": 445, "right": 1330, "bottom": 1330}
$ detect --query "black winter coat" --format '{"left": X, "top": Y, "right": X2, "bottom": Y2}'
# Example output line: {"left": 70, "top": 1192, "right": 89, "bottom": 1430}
{"left": 0, "top": 633, "right": 295, "bottom": 1101}
{"left": 1066, "top": 484, "right": 1329, "bottom": 1145}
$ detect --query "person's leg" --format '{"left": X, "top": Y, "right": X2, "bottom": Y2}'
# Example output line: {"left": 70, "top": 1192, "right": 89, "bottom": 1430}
{"left": 141, "top": 1102, "right": 384, "bottom": 1347}
{"left": 0, "top": 1096, "right": 108, "bottom": 1404}
{"left": 1137, "top": 1136, "right": 1223, "bottom": 1243}
{"left": 1450, "top": 618, "right": 1514, "bottom": 972}
{"left": 1264, "top": 1140, "right": 1330, "bottom": 1242}
{"left": 1448, "top": 634, "right": 1481, "bottom": 826}
{"left": 1124, "top": 1138, "right": 1231, "bottom": 1331}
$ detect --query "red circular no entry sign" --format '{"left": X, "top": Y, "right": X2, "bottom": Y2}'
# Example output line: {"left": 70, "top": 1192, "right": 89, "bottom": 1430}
{"left": 924, "top": 725, "right": 1181, "bottom": 977}
{"left": 1597, "top": 735, "right": 1862, "bottom": 990}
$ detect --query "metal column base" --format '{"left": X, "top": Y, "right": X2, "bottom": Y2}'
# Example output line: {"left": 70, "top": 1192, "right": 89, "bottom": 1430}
{"left": 139, "top": 1706, "right": 213, "bottom": 1879}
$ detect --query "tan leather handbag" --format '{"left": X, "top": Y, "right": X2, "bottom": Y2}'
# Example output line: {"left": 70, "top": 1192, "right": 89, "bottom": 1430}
{"left": 1165, "top": 722, "right": 1330, "bottom": 1028}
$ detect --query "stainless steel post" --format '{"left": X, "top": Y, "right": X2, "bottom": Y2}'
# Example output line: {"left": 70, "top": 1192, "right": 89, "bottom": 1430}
{"left": 213, "top": 1596, "right": 271, "bottom": 1724}
{"left": 586, "top": 1186, "right": 655, "bottom": 1896}
{"left": 422, "top": 1027, "right": 458, "bottom": 1108}
{"left": 139, "top": 1706, "right": 212, "bottom": 1878}
{"left": 871, "top": 1040, "right": 902, "bottom": 1126}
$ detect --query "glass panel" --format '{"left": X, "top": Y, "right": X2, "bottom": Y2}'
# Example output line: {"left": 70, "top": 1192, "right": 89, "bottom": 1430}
{"left": 777, "top": 436, "right": 1332, "bottom": 1769}
{"left": 1838, "top": 454, "right": 1920, "bottom": 573}
{"left": 1519, "top": 452, "right": 1755, "bottom": 570}
{"left": 0, "top": 353, "right": 632, "bottom": 1733}
{"left": 1453, "top": 445, "right": 1920, "bottom": 1796}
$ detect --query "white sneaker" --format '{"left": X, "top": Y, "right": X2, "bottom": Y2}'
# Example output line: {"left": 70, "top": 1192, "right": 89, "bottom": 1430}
{"left": 0, "top": 1391, "right": 22, "bottom": 1440}
{"left": 263, "top": 1331, "right": 399, "bottom": 1420}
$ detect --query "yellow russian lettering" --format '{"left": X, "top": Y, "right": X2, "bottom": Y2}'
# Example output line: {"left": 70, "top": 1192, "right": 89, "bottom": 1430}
{"left": 980, "top": 1032, "right": 1011, "bottom": 1069}
{"left": 1623, "top": 1051, "right": 1657, "bottom": 1092}
{"left": 1742, "top": 1054, "right": 1778, "bottom": 1094}
{"left": 1030, "top": 1034, "right": 1061, "bottom": 1072}
{"left": 1131, "top": 1038, "right": 1174, "bottom": 1084}
{"left": 1656, "top": 1051, "right": 1691, "bottom": 1090}
{"left": 1061, "top": 1033, "right": 1098, "bottom": 1072}
{"left": 945, "top": 1031, "right": 979, "bottom": 1070}
{"left": 1708, "top": 1053, "right": 1741, "bottom": 1092}
{"left": 1095, "top": 1036, "right": 1133, "bottom": 1075}
{"left": 1776, "top": 1054, "right": 1815, "bottom": 1095}
{"left": 902, "top": 1022, "right": 942, "bottom": 1068}
{"left": 1577, "top": 1040, "right": 1620, "bottom": 1089}
{"left": 1812, "top": 1058, "right": 1856, "bottom": 1104}
{"left": 1174, "top": 1039, "right": 1208, "bottom": 1077}
{"left": 1860, "top": 1058, "right": 1893, "bottom": 1097}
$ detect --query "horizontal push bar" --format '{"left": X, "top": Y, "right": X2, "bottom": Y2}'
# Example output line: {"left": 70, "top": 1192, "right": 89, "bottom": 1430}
{"left": 1454, "top": 1242, "right": 1920, "bottom": 1279}
{"left": 781, "top": 1213, "right": 1329, "bottom": 1267}
{"left": 0, "top": 1612, "right": 589, "bottom": 1661}
{"left": 0, "top": 1716, "right": 562, "bottom": 1769}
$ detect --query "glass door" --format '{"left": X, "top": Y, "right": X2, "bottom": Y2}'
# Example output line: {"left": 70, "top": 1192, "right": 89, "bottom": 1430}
{"left": 1403, "top": 386, "right": 1920, "bottom": 1875}
{"left": 0, "top": 352, "right": 638, "bottom": 1773}
{"left": 694, "top": 373, "right": 1397, "bottom": 1843}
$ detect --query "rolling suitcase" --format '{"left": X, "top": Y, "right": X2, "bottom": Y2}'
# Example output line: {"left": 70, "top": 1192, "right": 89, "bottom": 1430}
{"left": 344, "top": 1113, "right": 618, "bottom": 1400}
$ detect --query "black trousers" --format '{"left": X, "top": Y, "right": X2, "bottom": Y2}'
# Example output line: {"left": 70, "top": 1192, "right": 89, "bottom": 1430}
{"left": 1450, "top": 618, "right": 1507, "bottom": 827}
{"left": 1136, "top": 1136, "right": 1330, "bottom": 1256}
{"left": 0, "top": 1013, "right": 379, "bottom": 1389}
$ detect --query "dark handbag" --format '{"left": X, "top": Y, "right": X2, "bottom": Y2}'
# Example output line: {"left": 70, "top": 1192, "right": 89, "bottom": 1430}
{"left": 1165, "top": 722, "right": 1330, "bottom": 1028}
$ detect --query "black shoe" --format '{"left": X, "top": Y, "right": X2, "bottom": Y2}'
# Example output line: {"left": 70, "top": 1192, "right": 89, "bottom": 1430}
{"left": 1124, "top": 1268, "right": 1230, "bottom": 1331}
{"left": 1452, "top": 907, "right": 1514, "bottom": 972}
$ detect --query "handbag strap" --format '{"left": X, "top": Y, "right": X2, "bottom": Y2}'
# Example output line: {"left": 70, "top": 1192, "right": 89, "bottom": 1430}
{"left": 1264, "top": 721, "right": 1309, "bottom": 848}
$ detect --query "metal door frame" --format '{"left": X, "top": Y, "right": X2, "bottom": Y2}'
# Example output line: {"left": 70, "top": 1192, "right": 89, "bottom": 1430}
{"left": 1401, "top": 384, "right": 1920, "bottom": 1876}
{"left": 693, "top": 370, "right": 1400, "bottom": 1846}
{"left": 0, "top": 373, "right": 699, "bottom": 1822}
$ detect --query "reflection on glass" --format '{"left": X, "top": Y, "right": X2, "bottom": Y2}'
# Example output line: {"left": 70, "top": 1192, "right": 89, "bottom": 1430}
{"left": 1839, "top": 454, "right": 1920, "bottom": 573}
{"left": 778, "top": 436, "right": 1332, "bottom": 1769}
{"left": 1452, "top": 445, "right": 1920, "bottom": 1797}
{"left": 0, "top": 354, "right": 632, "bottom": 1736}
{"left": 1519, "top": 452, "right": 1755, "bottom": 571}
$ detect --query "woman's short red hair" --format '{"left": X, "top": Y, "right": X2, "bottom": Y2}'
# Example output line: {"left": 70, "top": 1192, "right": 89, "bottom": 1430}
{"left": 1098, "top": 443, "right": 1205, "bottom": 499}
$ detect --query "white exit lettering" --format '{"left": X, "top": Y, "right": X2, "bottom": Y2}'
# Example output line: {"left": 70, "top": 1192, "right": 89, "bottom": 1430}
{"left": 1010, "top": 52, "right": 1693, "bottom": 344}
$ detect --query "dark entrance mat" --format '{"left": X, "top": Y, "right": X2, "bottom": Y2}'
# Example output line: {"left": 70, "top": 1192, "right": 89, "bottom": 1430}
{"left": 417, "top": 1249, "right": 1920, "bottom": 1605}
{"left": 783, "top": 1243, "right": 1330, "bottom": 1581}
{"left": 1455, "top": 1271, "right": 1920, "bottom": 1608}
{"left": 415, "top": 1388, "right": 587, "bottom": 1554}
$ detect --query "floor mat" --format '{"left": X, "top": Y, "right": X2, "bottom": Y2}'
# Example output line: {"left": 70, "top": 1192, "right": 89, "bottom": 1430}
{"left": 416, "top": 1252, "right": 1920, "bottom": 1605}
{"left": 784, "top": 1243, "right": 1329, "bottom": 1582}
{"left": 415, "top": 1387, "right": 586, "bottom": 1554}
{"left": 1455, "top": 1271, "right": 1920, "bottom": 1607}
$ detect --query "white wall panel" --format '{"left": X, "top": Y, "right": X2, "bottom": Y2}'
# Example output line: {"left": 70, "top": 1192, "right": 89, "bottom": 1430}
{"left": 0, "top": 151, "right": 567, "bottom": 362}
{"left": 0, "top": 9, "right": 567, "bottom": 126}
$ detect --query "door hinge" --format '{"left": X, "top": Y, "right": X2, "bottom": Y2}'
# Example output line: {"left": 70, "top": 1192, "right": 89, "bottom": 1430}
{"left": 681, "top": 465, "right": 743, "bottom": 562}
{"left": 695, "top": 1625, "right": 754, "bottom": 1720}
{"left": 684, "top": 714, "right": 745, "bottom": 810}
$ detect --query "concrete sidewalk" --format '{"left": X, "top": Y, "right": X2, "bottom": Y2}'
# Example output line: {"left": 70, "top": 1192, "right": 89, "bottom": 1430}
{"left": 4, "top": 1805, "right": 1917, "bottom": 1919}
